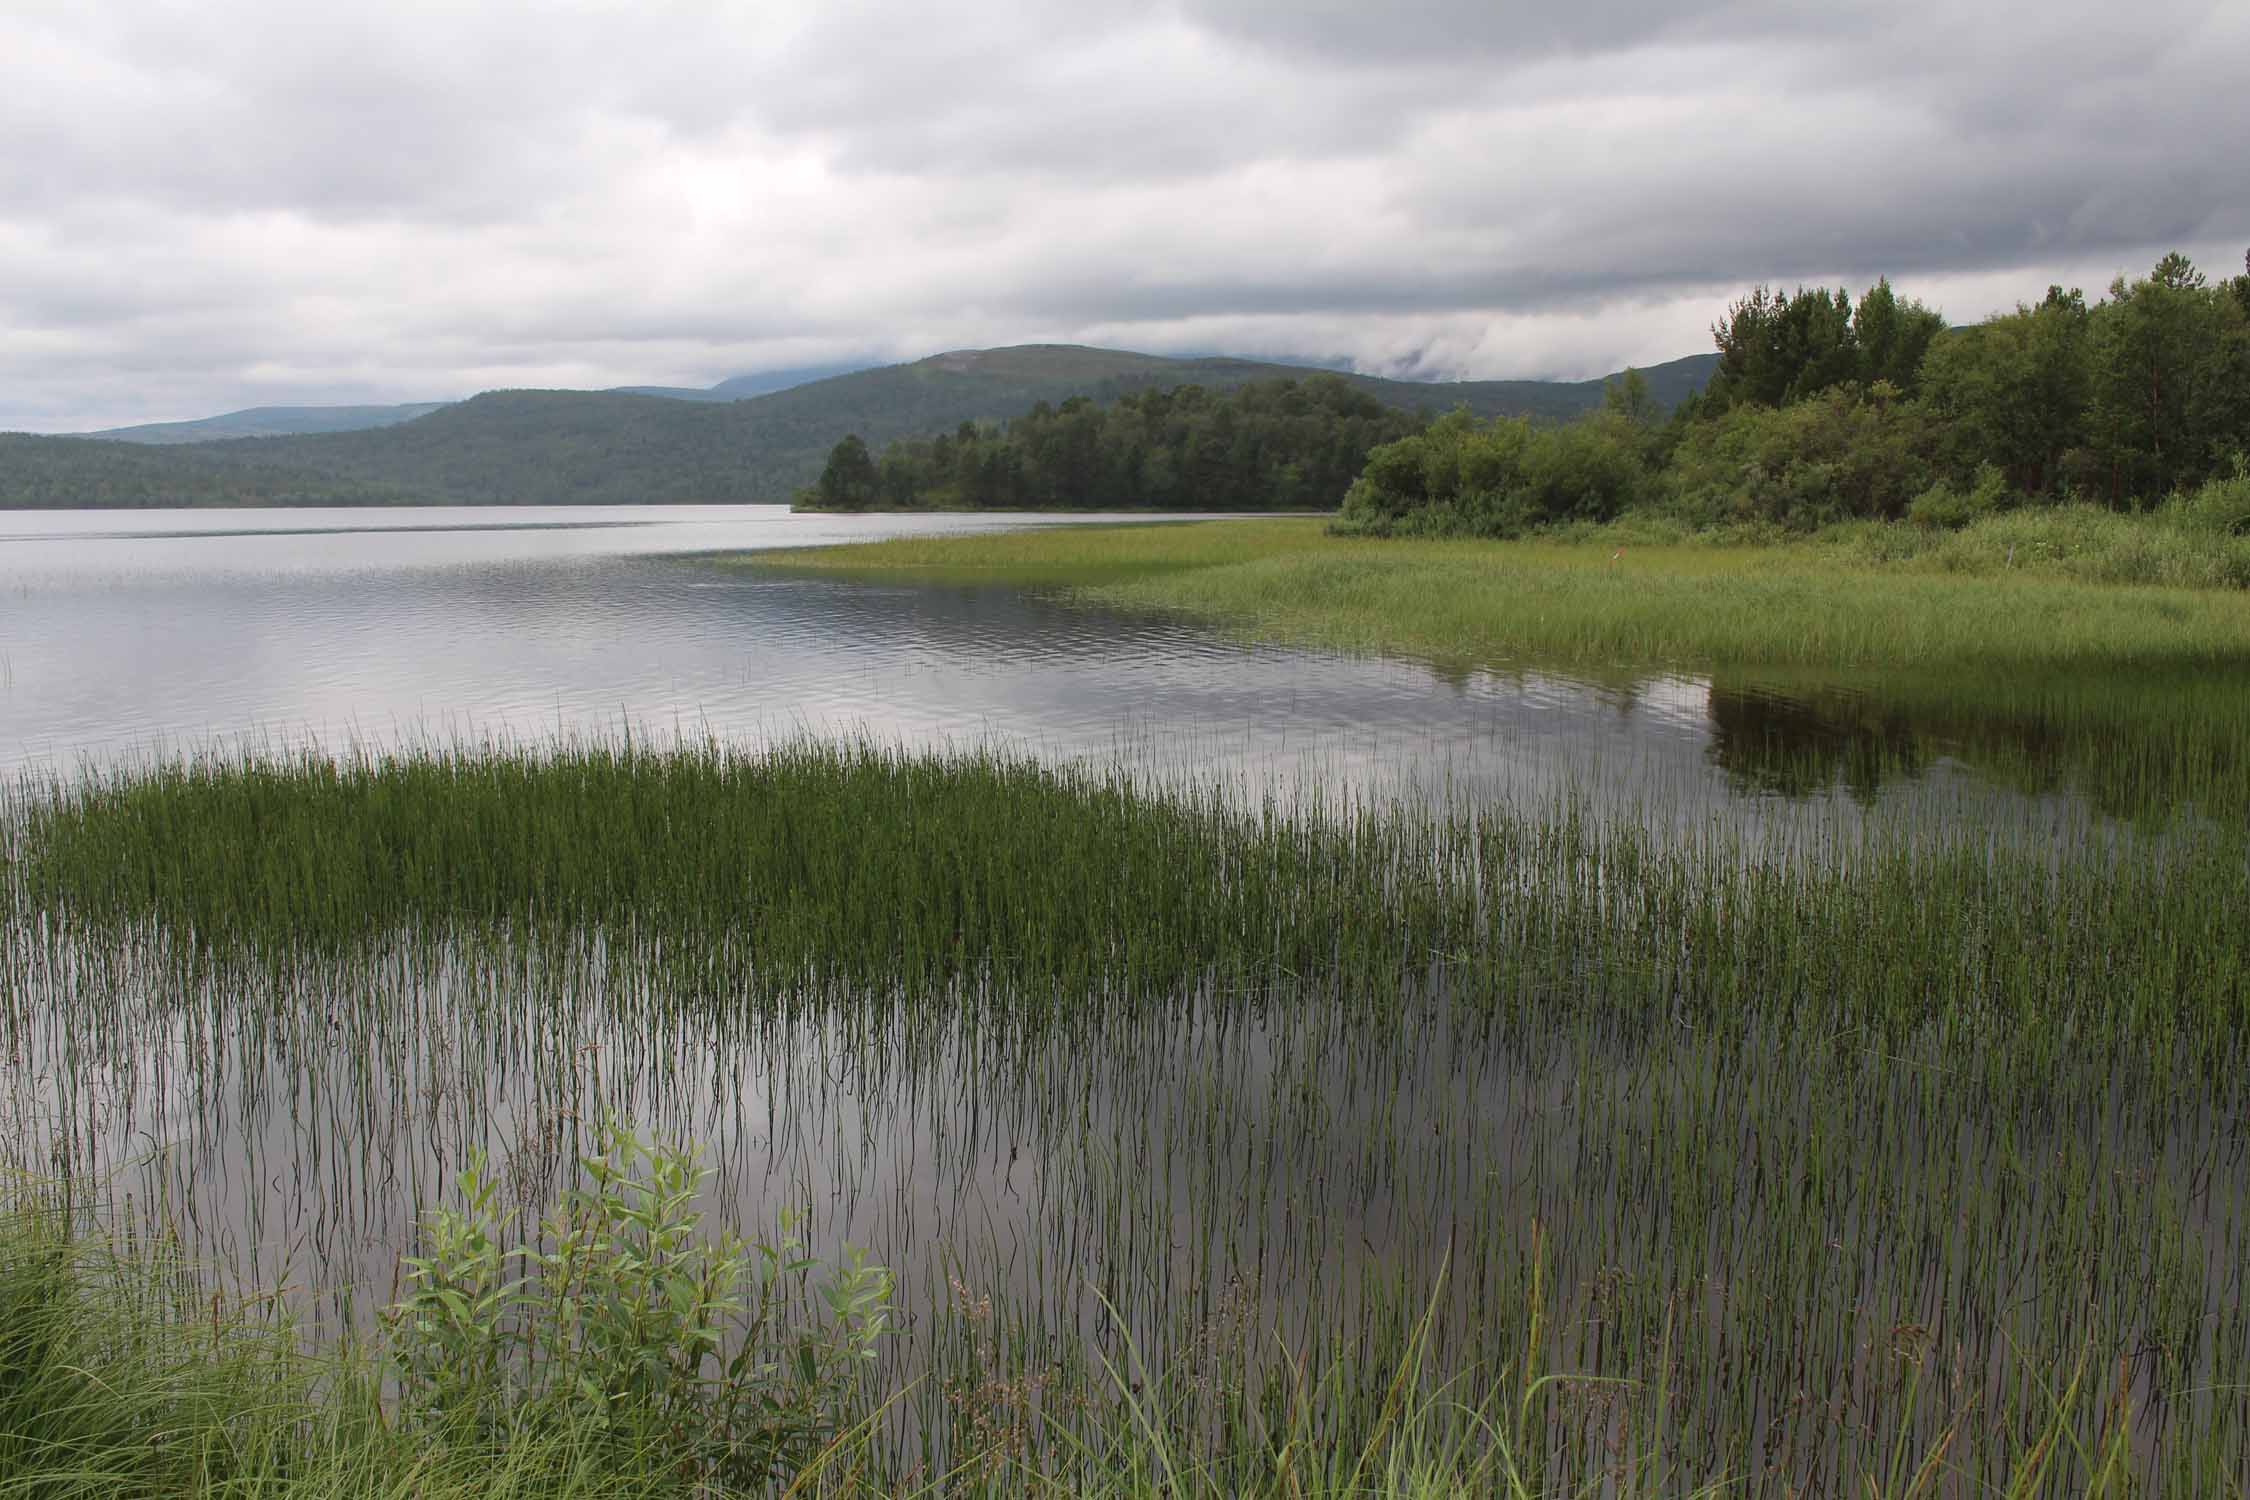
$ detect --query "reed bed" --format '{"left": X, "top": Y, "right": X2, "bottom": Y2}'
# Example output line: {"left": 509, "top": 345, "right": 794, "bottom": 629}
{"left": 3, "top": 741, "right": 2246, "bottom": 1495}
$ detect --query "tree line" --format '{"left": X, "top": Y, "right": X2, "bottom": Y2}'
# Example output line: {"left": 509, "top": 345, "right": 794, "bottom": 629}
{"left": 1336, "top": 251, "right": 2250, "bottom": 536}
{"left": 801, "top": 377, "right": 1426, "bottom": 511}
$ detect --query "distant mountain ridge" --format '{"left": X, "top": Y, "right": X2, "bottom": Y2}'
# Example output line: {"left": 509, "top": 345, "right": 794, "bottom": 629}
{"left": 8, "top": 344, "right": 1718, "bottom": 509}
{"left": 606, "top": 362, "right": 878, "bottom": 403}
{"left": 86, "top": 402, "right": 454, "bottom": 444}
{"left": 80, "top": 364, "right": 878, "bottom": 444}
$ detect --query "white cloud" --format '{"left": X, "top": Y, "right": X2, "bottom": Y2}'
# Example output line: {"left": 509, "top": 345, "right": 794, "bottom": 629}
{"left": 2, "top": 0, "right": 2246, "bottom": 430}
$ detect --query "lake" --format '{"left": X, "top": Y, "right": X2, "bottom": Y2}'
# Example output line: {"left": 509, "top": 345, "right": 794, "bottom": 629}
{"left": 0, "top": 504, "right": 2139, "bottom": 830}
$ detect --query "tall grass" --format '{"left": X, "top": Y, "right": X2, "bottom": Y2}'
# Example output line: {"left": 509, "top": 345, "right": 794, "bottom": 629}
{"left": 0, "top": 1185, "right": 2206, "bottom": 1498}
{"left": 1816, "top": 499, "right": 2250, "bottom": 590}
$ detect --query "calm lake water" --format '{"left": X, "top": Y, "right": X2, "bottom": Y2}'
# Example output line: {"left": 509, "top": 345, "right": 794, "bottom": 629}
{"left": 0, "top": 504, "right": 2089, "bottom": 831}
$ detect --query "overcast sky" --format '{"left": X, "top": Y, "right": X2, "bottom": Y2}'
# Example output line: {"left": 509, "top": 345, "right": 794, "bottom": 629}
{"left": 6, "top": 0, "right": 2247, "bottom": 432}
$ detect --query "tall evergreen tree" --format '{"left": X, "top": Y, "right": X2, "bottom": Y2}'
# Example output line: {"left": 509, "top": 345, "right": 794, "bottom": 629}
{"left": 1850, "top": 278, "right": 1947, "bottom": 392}
{"left": 815, "top": 433, "right": 878, "bottom": 510}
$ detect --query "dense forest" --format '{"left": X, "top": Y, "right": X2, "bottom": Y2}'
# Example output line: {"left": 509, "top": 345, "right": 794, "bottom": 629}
{"left": 799, "top": 377, "right": 1426, "bottom": 511}
{"left": 1336, "top": 252, "right": 2250, "bottom": 537}
{"left": 0, "top": 433, "right": 416, "bottom": 508}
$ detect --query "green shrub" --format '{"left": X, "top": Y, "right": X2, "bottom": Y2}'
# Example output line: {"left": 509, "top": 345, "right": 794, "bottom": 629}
{"left": 2157, "top": 464, "right": 2250, "bottom": 536}
{"left": 1665, "top": 384, "right": 1934, "bottom": 529}
{"left": 1907, "top": 463, "right": 2015, "bottom": 530}
{"left": 386, "top": 1119, "right": 892, "bottom": 1488}
{"left": 1333, "top": 410, "right": 1652, "bottom": 537}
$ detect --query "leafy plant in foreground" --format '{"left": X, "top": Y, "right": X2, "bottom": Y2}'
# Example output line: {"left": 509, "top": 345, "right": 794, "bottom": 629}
{"left": 385, "top": 1118, "right": 893, "bottom": 1488}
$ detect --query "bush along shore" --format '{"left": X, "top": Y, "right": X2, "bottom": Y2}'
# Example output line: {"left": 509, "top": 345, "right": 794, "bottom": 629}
{"left": 4, "top": 740, "right": 2247, "bottom": 1494}
{"left": 1331, "top": 251, "right": 2250, "bottom": 543}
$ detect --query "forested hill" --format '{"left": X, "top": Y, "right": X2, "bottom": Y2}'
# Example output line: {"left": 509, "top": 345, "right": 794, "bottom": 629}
{"left": 4, "top": 345, "right": 1717, "bottom": 508}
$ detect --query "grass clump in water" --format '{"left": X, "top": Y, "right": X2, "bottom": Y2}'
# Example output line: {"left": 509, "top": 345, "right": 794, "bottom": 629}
{"left": 12, "top": 739, "right": 1434, "bottom": 998}
{"left": 13, "top": 738, "right": 2249, "bottom": 1072}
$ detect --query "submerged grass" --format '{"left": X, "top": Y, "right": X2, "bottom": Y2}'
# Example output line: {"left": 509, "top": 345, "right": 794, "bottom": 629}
{"left": 6, "top": 741, "right": 2248, "bottom": 1494}
{"left": 746, "top": 517, "right": 2250, "bottom": 673}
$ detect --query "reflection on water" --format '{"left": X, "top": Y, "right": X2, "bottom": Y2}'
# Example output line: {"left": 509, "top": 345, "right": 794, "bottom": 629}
{"left": 0, "top": 506, "right": 1734, "bottom": 827}
{"left": 1707, "top": 684, "right": 1934, "bottom": 803}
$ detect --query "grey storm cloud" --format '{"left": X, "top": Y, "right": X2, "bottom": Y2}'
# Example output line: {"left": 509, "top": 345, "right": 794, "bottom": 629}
{"left": 3, "top": 0, "right": 2246, "bottom": 430}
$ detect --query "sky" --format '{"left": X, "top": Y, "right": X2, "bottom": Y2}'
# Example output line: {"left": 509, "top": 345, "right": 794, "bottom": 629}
{"left": 5, "top": 0, "right": 2248, "bottom": 432}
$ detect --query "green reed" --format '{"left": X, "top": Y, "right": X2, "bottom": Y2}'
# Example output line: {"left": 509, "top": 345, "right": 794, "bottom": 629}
{"left": 4, "top": 741, "right": 2247, "bottom": 1494}
{"left": 10, "top": 740, "right": 2247, "bottom": 1072}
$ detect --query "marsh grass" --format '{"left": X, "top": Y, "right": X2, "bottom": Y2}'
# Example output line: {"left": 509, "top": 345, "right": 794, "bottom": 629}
{"left": 747, "top": 517, "right": 2250, "bottom": 672}
{"left": 5, "top": 742, "right": 2248, "bottom": 1494}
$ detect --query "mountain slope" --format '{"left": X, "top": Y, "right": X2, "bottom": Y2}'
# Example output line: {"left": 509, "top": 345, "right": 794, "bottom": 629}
{"left": 608, "top": 362, "right": 875, "bottom": 402}
{"left": 707, "top": 362, "right": 877, "bottom": 399}
{"left": 21, "top": 345, "right": 1718, "bottom": 508}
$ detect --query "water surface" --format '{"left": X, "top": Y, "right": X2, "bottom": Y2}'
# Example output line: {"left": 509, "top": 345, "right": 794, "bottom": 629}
{"left": 1, "top": 504, "right": 2124, "bottom": 831}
